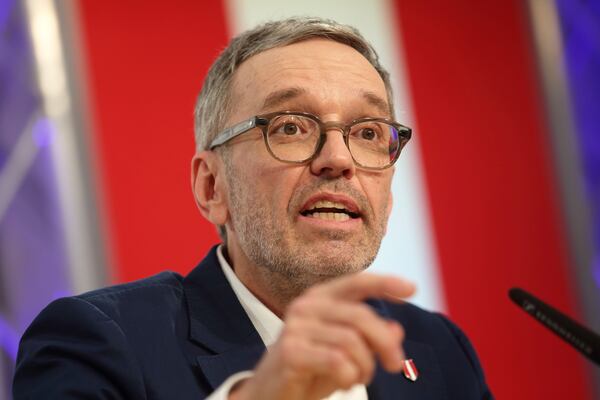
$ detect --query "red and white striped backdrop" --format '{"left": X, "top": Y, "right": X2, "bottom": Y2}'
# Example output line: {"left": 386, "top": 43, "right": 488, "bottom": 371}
{"left": 75, "top": 0, "right": 594, "bottom": 398}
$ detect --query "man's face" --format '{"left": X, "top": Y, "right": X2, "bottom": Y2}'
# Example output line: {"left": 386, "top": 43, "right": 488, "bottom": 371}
{"left": 222, "top": 39, "right": 394, "bottom": 290}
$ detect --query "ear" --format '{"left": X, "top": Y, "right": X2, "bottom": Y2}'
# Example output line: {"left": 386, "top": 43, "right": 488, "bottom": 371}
{"left": 191, "top": 151, "right": 228, "bottom": 226}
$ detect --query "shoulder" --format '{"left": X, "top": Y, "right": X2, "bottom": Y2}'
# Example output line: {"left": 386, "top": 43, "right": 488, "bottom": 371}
{"left": 78, "top": 270, "right": 184, "bottom": 304}
{"left": 28, "top": 271, "right": 187, "bottom": 336}
{"left": 36, "top": 270, "right": 189, "bottom": 355}
{"left": 13, "top": 271, "right": 188, "bottom": 399}
{"left": 74, "top": 271, "right": 185, "bottom": 322}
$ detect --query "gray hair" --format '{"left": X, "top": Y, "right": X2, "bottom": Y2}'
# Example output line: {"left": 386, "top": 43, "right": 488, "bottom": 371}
{"left": 194, "top": 16, "right": 394, "bottom": 152}
{"left": 193, "top": 16, "right": 395, "bottom": 241}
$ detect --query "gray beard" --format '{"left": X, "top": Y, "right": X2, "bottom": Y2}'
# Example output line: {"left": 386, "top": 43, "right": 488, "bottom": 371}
{"left": 225, "top": 161, "right": 385, "bottom": 302}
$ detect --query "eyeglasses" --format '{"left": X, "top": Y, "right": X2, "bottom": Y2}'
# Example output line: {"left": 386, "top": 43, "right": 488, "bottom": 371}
{"left": 209, "top": 111, "right": 412, "bottom": 170}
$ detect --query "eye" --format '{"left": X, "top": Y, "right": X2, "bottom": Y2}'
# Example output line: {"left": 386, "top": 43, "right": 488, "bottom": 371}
{"left": 349, "top": 122, "right": 389, "bottom": 144}
{"left": 270, "top": 116, "right": 310, "bottom": 137}
{"left": 282, "top": 123, "right": 299, "bottom": 135}
{"left": 360, "top": 127, "right": 376, "bottom": 140}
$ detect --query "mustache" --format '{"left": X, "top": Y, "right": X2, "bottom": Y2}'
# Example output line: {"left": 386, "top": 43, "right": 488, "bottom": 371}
{"left": 290, "top": 179, "right": 371, "bottom": 216}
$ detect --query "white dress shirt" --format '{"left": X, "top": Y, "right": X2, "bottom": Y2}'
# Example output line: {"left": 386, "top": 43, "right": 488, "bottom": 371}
{"left": 207, "top": 245, "right": 368, "bottom": 400}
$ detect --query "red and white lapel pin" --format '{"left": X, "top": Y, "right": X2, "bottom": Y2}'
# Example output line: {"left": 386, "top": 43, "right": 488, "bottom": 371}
{"left": 402, "top": 359, "right": 419, "bottom": 382}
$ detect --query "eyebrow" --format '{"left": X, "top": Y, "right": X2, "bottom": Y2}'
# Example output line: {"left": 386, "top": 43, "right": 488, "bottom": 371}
{"left": 362, "top": 91, "right": 391, "bottom": 116}
{"left": 261, "top": 87, "right": 307, "bottom": 111}
{"left": 261, "top": 87, "right": 391, "bottom": 116}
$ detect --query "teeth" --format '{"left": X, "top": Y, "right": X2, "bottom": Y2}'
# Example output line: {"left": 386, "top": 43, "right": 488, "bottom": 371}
{"left": 309, "top": 200, "right": 347, "bottom": 211}
{"left": 309, "top": 212, "right": 350, "bottom": 221}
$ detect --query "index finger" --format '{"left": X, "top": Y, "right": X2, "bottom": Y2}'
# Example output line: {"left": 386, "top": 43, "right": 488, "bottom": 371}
{"left": 312, "top": 273, "right": 415, "bottom": 302}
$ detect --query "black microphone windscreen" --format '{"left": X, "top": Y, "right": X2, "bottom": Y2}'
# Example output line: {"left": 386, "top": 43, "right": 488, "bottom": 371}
{"left": 509, "top": 287, "right": 600, "bottom": 366}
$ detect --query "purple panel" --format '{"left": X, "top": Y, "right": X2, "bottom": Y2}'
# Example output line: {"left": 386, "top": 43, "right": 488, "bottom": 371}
{"left": 0, "top": 1, "right": 73, "bottom": 391}
{"left": 555, "top": 0, "right": 600, "bottom": 291}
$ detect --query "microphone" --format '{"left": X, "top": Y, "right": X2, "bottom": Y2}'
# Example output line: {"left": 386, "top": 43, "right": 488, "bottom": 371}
{"left": 508, "top": 287, "right": 600, "bottom": 366}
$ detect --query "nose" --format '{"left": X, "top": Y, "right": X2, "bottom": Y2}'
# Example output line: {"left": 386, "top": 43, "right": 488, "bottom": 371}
{"left": 309, "top": 128, "right": 355, "bottom": 179}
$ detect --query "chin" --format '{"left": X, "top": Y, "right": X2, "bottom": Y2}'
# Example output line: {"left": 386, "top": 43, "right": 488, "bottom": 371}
{"left": 304, "top": 249, "right": 372, "bottom": 276}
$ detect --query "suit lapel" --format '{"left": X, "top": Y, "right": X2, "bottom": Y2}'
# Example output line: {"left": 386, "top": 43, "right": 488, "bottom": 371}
{"left": 183, "top": 251, "right": 447, "bottom": 397}
{"left": 183, "top": 246, "right": 266, "bottom": 390}
{"left": 195, "top": 345, "right": 265, "bottom": 390}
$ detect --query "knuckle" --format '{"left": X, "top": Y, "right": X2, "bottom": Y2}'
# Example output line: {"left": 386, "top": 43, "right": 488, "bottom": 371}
{"left": 338, "top": 377, "right": 357, "bottom": 390}
{"left": 288, "top": 297, "right": 314, "bottom": 316}
{"left": 283, "top": 316, "right": 302, "bottom": 334}
{"left": 354, "top": 303, "right": 376, "bottom": 322}
{"left": 338, "top": 366, "right": 360, "bottom": 389}
{"left": 328, "top": 349, "right": 347, "bottom": 370}
{"left": 278, "top": 336, "right": 299, "bottom": 364}
{"left": 327, "top": 351, "right": 360, "bottom": 389}
{"left": 338, "top": 329, "right": 360, "bottom": 347}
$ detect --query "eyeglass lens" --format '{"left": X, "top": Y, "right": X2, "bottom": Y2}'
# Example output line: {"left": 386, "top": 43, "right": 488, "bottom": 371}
{"left": 265, "top": 114, "right": 401, "bottom": 168}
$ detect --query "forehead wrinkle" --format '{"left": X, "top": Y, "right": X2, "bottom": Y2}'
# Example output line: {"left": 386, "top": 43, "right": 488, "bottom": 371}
{"left": 231, "top": 41, "right": 389, "bottom": 121}
{"left": 260, "top": 87, "right": 388, "bottom": 114}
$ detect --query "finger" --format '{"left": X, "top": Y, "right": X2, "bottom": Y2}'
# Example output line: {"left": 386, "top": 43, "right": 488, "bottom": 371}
{"left": 386, "top": 320, "right": 406, "bottom": 361}
{"left": 288, "top": 298, "right": 404, "bottom": 371}
{"left": 277, "top": 336, "right": 362, "bottom": 391}
{"left": 310, "top": 273, "right": 415, "bottom": 303}
{"left": 289, "top": 319, "right": 376, "bottom": 384}
{"left": 325, "top": 302, "right": 405, "bottom": 372}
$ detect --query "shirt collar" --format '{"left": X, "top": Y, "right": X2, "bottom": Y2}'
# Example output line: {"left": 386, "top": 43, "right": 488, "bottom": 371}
{"left": 217, "top": 245, "right": 283, "bottom": 347}
{"left": 216, "top": 246, "right": 368, "bottom": 400}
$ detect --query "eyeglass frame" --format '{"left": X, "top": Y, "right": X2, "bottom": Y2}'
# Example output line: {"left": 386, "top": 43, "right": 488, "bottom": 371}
{"left": 208, "top": 111, "right": 412, "bottom": 170}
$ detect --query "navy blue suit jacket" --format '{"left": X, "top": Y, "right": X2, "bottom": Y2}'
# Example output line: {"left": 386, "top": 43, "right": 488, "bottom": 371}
{"left": 14, "top": 246, "right": 493, "bottom": 399}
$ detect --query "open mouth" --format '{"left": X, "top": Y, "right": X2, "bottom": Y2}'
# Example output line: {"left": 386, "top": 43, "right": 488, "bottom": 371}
{"left": 300, "top": 200, "right": 360, "bottom": 221}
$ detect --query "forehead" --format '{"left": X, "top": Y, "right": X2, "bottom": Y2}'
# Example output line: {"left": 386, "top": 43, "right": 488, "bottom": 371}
{"left": 229, "top": 39, "right": 388, "bottom": 119}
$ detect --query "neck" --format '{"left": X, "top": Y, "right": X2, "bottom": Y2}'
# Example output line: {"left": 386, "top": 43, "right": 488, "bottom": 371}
{"left": 223, "top": 243, "right": 304, "bottom": 318}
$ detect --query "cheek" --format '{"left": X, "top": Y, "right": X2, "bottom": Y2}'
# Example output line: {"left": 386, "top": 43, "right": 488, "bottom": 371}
{"left": 234, "top": 149, "right": 302, "bottom": 214}
{"left": 361, "top": 173, "right": 393, "bottom": 213}
{"left": 262, "top": 167, "right": 303, "bottom": 214}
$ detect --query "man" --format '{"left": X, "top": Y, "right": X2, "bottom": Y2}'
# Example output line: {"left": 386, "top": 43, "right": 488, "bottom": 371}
{"left": 13, "top": 17, "right": 493, "bottom": 399}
